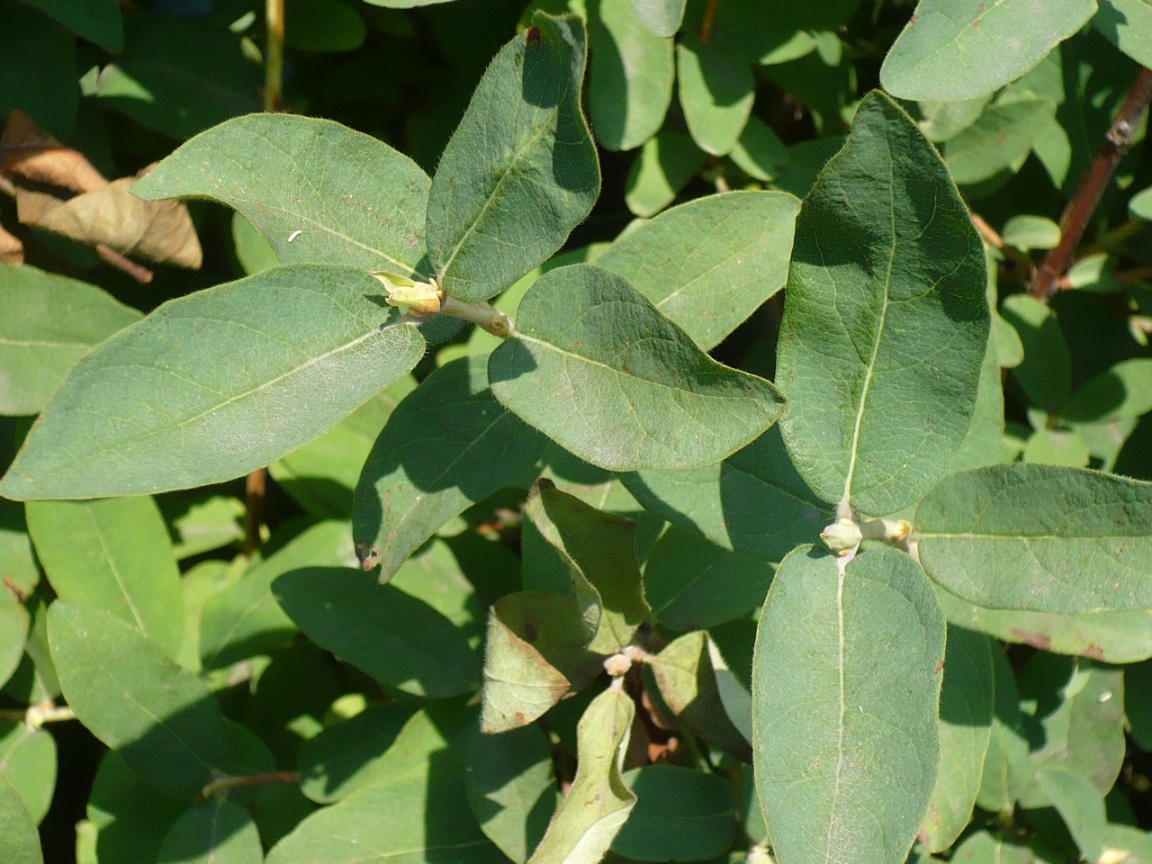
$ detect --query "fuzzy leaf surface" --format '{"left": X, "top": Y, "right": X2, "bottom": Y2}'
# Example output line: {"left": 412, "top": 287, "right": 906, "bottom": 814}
{"left": 753, "top": 546, "right": 945, "bottom": 864}
{"left": 490, "top": 263, "right": 783, "bottom": 471}
{"left": 427, "top": 13, "right": 599, "bottom": 302}
{"left": 0, "top": 265, "right": 425, "bottom": 499}
{"left": 776, "top": 91, "right": 988, "bottom": 516}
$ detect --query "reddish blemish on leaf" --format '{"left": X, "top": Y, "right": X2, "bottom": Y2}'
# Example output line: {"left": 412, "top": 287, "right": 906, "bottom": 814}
{"left": 1011, "top": 629, "right": 1052, "bottom": 651}
{"left": 526, "top": 27, "right": 541, "bottom": 45}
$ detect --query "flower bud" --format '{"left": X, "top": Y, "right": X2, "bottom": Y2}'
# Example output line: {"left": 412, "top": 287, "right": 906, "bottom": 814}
{"left": 821, "top": 518, "right": 862, "bottom": 557}
{"left": 372, "top": 271, "right": 441, "bottom": 317}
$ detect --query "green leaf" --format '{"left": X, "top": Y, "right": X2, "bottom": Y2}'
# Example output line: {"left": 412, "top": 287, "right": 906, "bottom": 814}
{"left": 267, "top": 707, "right": 504, "bottom": 864}
{"left": 27, "top": 497, "right": 184, "bottom": 660}
{"left": 1017, "top": 656, "right": 1124, "bottom": 804}
{"left": 352, "top": 357, "right": 546, "bottom": 580}
{"left": 1023, "top": 427, "right": 1089, "bottom": 467}
{"left": 274, "top": 567, "right": 480, "bottom": 698}
{"left": 588, "top": 0, "right": 674, "bottom": 151}
{"left": 1002, "top": 215, "right": 1061, "bottom": 252}
{"left": 730, "top": 116, "right": 790, "bottom": 181}
{"left": 1132, "top": 185, "right": 1152, "bottom": 220}
{"left": 90, "top": 14, "right": 259, "bottom": 140}
{"left": 0, "top": 265, "right": 425, "bottom": 500}
{"left": 949, "top": 832, "right": 1033, "bottom": 864}
{"left": 920, "top": 626, "right": 994, "bottom": 853}
{"left": 880, "top": 0, "right": 1097, "bottom": 101}
{"left": 644, "top": 527, "right": 773, "bottom": 630}
{"left": 612, "top": 764, "right": 735, "bottom": 862}
{"left": 133, "top": 114, "right": 430, "bottom": 275}
{"left": 1093, "top": 0, "right": 1152, "bottom": 67}
{"left": 200, "top": 520, "right": 355, "bottom": 670}
{"left": 524, "top": 480, "right": 648, "bottom": 654}
{"left": 284, "top": 0, "right": 366, "bottom": 52}
{"left": 946, "top": 314, "right": 1005, "bottom": 473}
{"left": 917, "top": 465, "right": 1152, "bottom": 614}
{"left": 527, "top": 686, "right": 636, "bottom": 864}
{"left": 0, "top": 593, "right": 28, "bottom": 691}
{"left": 16, "top": 0, "right": 121, "bottom": 51}
{"left": 480, "top": 591, "right": 600, "bottom": 733}
{"left": 597, "top": 191, "right": 799, "bottom": 350}
{"left": 84, "top": 751, "right": 191, "bottom": 864}
{"left": 157, "top": 799, "right": 263, "bottom": 864}
{"left": 1000, "top": 294, "right": 1073, "bottom": 413}
{"left": 48, "top": 601, "right": 225, "bottom": 793}
{"left": 0, "top": 266, "right": 141, "bottom": 416}
{"left": 1062, "top": 359, "right": 1152, "bottom": 423}
{"left": 0, "top": 721, "right": 56, "bottom": 824}
{"left": 166, "top": 495, "right": 245, "bottom": 562}
{"left": 976, "top": 644, "right": 1031, "bottom": 813}
{"left": 647, "top": 631, "right": 752, "bottom": 759}
{"left": 624, "top": 131, "right": 706, "bottom": 217}
{"left": 936, "top": 582, "right": 1152, "bottom": 663}
{"left": 0, "top": 4, "right": 75, "bottom": 137}
{"left": 426, "top": 13, "right": 599, "bottom": 303}
{"left": 676, "top": 35, "right": 754, "bottom": 156}
{"left": 777, "top": 91, "right": 989, "bottom": 517}
{"left": 943, "top": 98, "right": 1054, "bottom": 187}
{"left": 271, "top": 375, "right": 415, "bottom": 519}
{"left": 753, "top": 546, "right": 945, "bottom": 864}
{"left": 1033, "top": 767, "right": 1107, "bottom": 862}
{"left": 231, "top": 212, "right": 279, "bottom": 276}
{"left": 490, "top": 263, "right": 784, "bottom": 471}
{"left": 628, "top": 0, "right": 685, "bottom": 36}
{"left": 297, "top": 702, "right": 414, "bottom": 803}
{"left": 624, "top": 426, "right": 831, "bottom": 562}
{"left": 0, "top": 773, "right": 41, "bottom": 864}
{"left": 0, "top": 500, "right": 37, "bottom": 597}
{"left": 464, "top": 722, "right": 558, "bottom": 863}
{"left": 917, "top": 95, "right": 991, "bottom": 142}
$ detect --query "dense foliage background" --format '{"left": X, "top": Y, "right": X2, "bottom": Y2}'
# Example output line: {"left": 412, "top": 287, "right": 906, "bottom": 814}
{"left": 4, "top": 1, "right": 1152, "bottom": 863}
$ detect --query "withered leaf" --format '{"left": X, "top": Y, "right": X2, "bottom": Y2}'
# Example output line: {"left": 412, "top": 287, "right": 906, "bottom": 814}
{"left": 0, "top": 221, "right": 23, "bottom": 263}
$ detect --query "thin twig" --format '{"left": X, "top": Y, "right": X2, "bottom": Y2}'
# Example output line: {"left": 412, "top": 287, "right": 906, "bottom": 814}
{"left": 971, "top": 212, "right": 1033, "bottom": 276}
{"left": 1028, "top": 66, "right": 1152, "bottom": 301}
{"left": 244, "top": 467, "right": 266, "bottom": 555}
{"left": 700, "top": 0, "right": 719, "bottom": 44}
{"left": 203, "top": 771, "right": 298, "bottom": 798}
{"left": 96, "top": 244, "right": 154, "bottom": 283}
{"left": 264, "top": 0, "right": 285, "bottom": 112}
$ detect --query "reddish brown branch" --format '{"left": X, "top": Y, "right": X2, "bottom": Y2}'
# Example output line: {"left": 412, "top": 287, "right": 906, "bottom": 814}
{"left": 1028, "top": 66, "right": 1152, "bottom": 302}
{"left": 95, "top": 244, "right": 154, "bottom": 284}
{"left": 700, "top": 0, "right": 719, "bottom": 44}
{"left": 203, "top": 771, "right": 298, "bottom": 797}
{"left": 244, "top": 467, "right": 267, "bottom": 555}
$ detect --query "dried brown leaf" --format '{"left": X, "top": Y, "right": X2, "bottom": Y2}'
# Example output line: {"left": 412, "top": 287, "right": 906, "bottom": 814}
{"left": 0, "top": 109, "right": 107, "bottom": 194}
{"left": 0, "top": 222, "right": 23, "bottom": 263}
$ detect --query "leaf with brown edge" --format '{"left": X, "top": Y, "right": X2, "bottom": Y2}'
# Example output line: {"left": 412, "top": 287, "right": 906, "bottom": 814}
{"left": 0, "top": 109, "right": 107, "bottom": 193}
{"left": 0, "top": 222, "right": 22, "bottom": 263}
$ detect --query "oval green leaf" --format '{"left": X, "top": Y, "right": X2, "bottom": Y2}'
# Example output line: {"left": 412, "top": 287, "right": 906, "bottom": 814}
{"left": 597, "top": 191, "right": 799, "bottom": 350}
{"left": 157, "top": 799, "right": 262, "bottom": 864}
{"left": 490, "top": 263, "right": 784, "bottom": 472}
{"left": 352, "top": 357, "right": 546, "bottom": 581}
{"left": 27, "top": 496, "right": 184, "bottom": 660}
{"left": 628, "top": 0, "right": 685, "bottom": 36}
{"left": 676, "top": 36, "right": 754, "bottom": 156}
{"left": 427, "top": 13, "right": 600, "bottom": 303}
{"left": 0, "top": 265, "right": 425, "bottom": 500}
{"left": 48, "top": 601, "right": 225, "bottom": 793}
{"left": 0, "top": 266, "right": 141, "bottom": 417}
{"left": 753, "top": 546, "right": 945, "bottom": 864}
{"left": 133, "top": 114, "right": 431, "bottom": 276}
{"left": 0, "top": 773, "right": 41, "bottom": 864}
{"left": 274, "top": 566, "right": 480, "bottom": 698}
{"left": 612, "top": 764, "right": 735, "bottom": 862}
{"left": 917, "top": 464, "right": 1152, "bottom": 614}
{"left": 776, "top": 91, "right": 988, "bottom": 516}
{"left": 880, "top": 0, "right": 1097, "bottom": 101}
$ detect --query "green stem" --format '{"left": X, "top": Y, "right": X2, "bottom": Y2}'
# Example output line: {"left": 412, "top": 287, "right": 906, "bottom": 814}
{"left": 439, "top": 295, "right": 513, "bottom": 338}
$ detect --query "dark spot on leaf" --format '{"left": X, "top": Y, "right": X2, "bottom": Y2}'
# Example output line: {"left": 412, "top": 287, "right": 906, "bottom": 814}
{"left": 523, "top": 621, "right": 538, "bottom": 642}
{"left": 1011, "top": 629, "right": 1051, "bottom": 651}
{"left": 526, "top": 27, "right": 541, "bottom": 45}
{"left": 1082, "top": 643, "right": 1106, "bottom": 660}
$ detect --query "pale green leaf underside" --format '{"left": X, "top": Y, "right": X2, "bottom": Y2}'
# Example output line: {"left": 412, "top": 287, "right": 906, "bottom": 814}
{"left": 47, "top": 601, "right": 226, "bottom": 793}
{"left": 490, "top": 263, "right": 784, "bottom": 471}
{"left": 428, "top": 13, "right": 600, "bottom": 303}
{"left": 777, "top": 91, "right": 989, "bottom": 517}
{"left": 917, "top": 464, "right": 1152, "bottom": 614}
{"left": 1092, "top": 0, "right": 1152, "bottom": 68}
{"left": 0, "top": 266, "right": 141, "bottom": 416}
{"left": 132, "top": 113, "right": 431, "bottom": 276}
{"left": 629, "top": 0, "right": 685, "bottom": 37}
{"left": 0, "top": 265, "right": 425, "bottom": 500}
{"left": 753, "top": 546, "right": 945, "bottom": 864}
{"left": 598, "top": 191, "right": 799, "bottom": 350}
{"left": 881, "top": 0, "right": 1098, "bottom": 101}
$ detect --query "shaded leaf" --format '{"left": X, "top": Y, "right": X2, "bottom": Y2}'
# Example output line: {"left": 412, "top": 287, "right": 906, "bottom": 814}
{"left": 427, "top": 13, "right": 599, "bottom": 303}
{"left": 1093, "top": 0, "right": 1152, "bottom": 67}
{"left": 297, "top": 702, "right": 415, "bottom": 803}
{"left": 976, "top": 644, "right": 1031, "bottom": 813}
{"left": 284, "top": 0, "right": 366, "bottom": 52}
{"left": 0, "top": 266, "right": 141, "bottom": 416}
{"left": 943, "top": 98, "right": 1054, "bottom": 187}
{"left": 48, "top": 601, "right": 225, "bottom": 793}
{"left": 881, "top": 0, "right": 1097, "bottom": 101}
{"left": 1034, "top": 767, "right": 1106, "bottom": 862}
{"left": 588, "top": 0, "right": 674, "bottom": 151}
{"left": 27, "top": 497, "right": 182, "bottom": 659}
{"left": 624, "top": 131, "right": 705, "bottom": 217}
{"left": 0, "top": 265, "right": 425, "bottom": 500}
{"left": 597, "top": 191, "right": 798, "bottom": 350}
{"left": 1062, "top": 359, "right": 1152, "bottom": 423}
{"left": 0, "top": 773, "right": 41, "bottom": 864}
{"left": 917, "top": 465, "right": 1152, "bottom": 614}
{"left": 490, "top": 263, "right": 784, "bottom": 471}
{"left": 730, "top": 116, "right": 790, "bottom": 181}
{"left": 0, "top": 4, "right": 75, "bottom": 137}
{"left": 612, "top": 764, "right": 734, "bottom": 862}
{"left": 16, "top": 0, "right": 122, "bottom": 51}
{"left": 133, "top": 113, "right": 430, "bottom": 275}
{"left": 157, "top": 799, "right": 262, "bottom": 864}
{"left": 0, "top": 592, "right": 28, "bottom": 690}
{"left": 0, "top": 721, "right": 56, "bottom": 823}
{"left": 527, "top": 686, "right": 636, "bottom": 864}
{"left": 676, "top": 35, "right": 754, "bottom": 156}
{"left": 274, "top": 567, "right": 480, "bottom": 697}
{"left": 1000, "top": 294, "right": 1072, "bottom": 413}
{"left": 777, "top": 91, "right": 988, "bottom": 516}
{"left": 464, "top": 721, "right": 558, "bottom": 863}
{"left": 624, "top": 425, "right": 831, "bottom": 562}
{"left": 753, "top": 546, "right": 945, "bottom": 864}
{"left": 352, "top": 356, "right": 546, "bottom": 580}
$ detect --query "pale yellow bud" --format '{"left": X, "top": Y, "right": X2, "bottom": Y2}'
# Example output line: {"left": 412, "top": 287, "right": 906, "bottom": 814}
{"left": 372, "top": 271, "right": 441, "bottom": 316}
